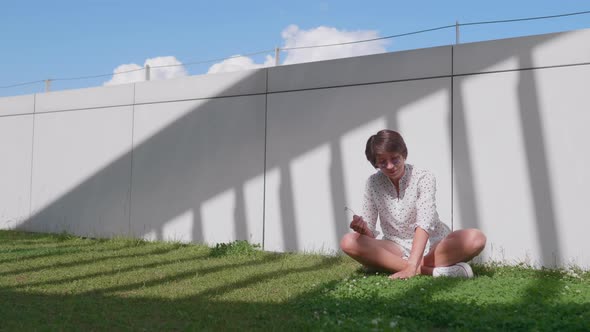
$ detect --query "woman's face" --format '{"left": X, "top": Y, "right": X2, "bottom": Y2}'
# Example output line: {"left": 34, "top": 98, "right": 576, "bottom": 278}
{"left": 375, "top": 152, "right": 405, "bottom": 182}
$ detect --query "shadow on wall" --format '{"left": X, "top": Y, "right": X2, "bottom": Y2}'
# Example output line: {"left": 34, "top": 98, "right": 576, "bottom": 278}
{"left": 516, "top": 54, "right": 560, "bottom": 266}
{"left": 15, "top": 32, "right": 565, "bottom": 264}
{"left": 24, "top": 74, "right": 267, "bottom": 246}
{"left": 265, "top": 78, "right": 452, "bottom": 251}
{"left": 452, "top": 32, "right": 568, "bottom": 267}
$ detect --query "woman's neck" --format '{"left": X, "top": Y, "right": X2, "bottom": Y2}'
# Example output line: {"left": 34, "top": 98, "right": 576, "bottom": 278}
{"left": 387, "top": 171, "right": 404, "bottom": 195}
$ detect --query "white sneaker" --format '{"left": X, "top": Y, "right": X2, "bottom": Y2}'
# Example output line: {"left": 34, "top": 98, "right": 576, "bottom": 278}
{"left": 432, "top": 262, "right": 474, "bottom": 278}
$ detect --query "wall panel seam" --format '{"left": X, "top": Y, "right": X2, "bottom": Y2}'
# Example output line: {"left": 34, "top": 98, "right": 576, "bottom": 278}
{"left": 0, "top": 112, "right": 35, "bottom": 118}
{"left": 33, "top": 103, "right": 136, "bottom": 115}
{"left": 262, "top": 69, "right": 269, "bottom": 250}
{"left": 267, "top": 75, "right": 452, "bottom": 95}
{"left": 27, "top": 94, "right": 37, "bottom": 222}
{"left": 128, "top": 84, "right": 136, "bottom": 237}
{"left": 453, "top": 61, "right": 590, "bottom": 77}
{"left": 134, "top": 93, "right": 267, "bottom": 107}
{"left": 450, "top": 46, "right": 455, "bottom": 232}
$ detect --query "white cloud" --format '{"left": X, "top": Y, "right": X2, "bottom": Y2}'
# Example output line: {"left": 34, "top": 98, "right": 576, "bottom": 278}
{"left": 206, "top": 24, "right": 389, "bottom": 74}
{"left": 104, "top": 56, "right": 188, "bottom": 86}
{"left": 207, "top": 55, "right": 275, "bottom": 74}
{"left": 280, "top": 25, "right": 388, "bottom": 65}
{"left": 104, "top": 25, "right": 389, "bottom": 81}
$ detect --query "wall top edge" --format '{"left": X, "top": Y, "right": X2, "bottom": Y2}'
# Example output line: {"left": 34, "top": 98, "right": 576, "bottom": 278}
{"left": 0, "top": 94, "right": 35, "bottom": 116}
{"left": 35, "top": 84, "right": 135, "bottom": 114}
{"left": 1, "top": 28, "right": 588, "bottom": 102}
{"left": 270, "top": 45, "right": 453, "bottom": 71}
{"left": 134, "top": 68, "right": 267, "bottom": 104}
{"left": 453, "top": 27, "right": 590, "bottom": 75}
{"left": 267, "top": 45, "right": 453, "bottom": 92}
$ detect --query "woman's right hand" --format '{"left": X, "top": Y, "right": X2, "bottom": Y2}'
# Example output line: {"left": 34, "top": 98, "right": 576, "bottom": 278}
{"left": 350, "top": 215, "right": 368, "bottom": 235}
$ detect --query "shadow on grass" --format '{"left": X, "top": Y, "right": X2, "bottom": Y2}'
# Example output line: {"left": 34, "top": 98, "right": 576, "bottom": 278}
{"left": 18, "top": 252, "right": 284, "bottom": 292}
{"left": 0, "top": 245, "right": 186, "bottom": 278}
{"left": 0, "top": 241, "right": 104, "bottom": 265}
{"left": 0, "top": 254, "right": 345, "bottom": 331}
{"left": 0, "top": 231, "right": 168, "bottom": 265}
{"left": 196, "top": 255, "right": 344, "bottom": 298}
{"left": 79, "top": 254, "right": 339, "bottom": 298}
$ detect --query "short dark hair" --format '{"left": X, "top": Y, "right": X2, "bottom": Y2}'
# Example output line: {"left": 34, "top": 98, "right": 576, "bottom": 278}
{"left": 365, "top": 130, "right": 408, "bottom": 168}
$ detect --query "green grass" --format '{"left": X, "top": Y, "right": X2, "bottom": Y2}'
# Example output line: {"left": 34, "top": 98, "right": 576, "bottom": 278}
{"left": 0, "top": 230, "right": 588, "bottom": 331}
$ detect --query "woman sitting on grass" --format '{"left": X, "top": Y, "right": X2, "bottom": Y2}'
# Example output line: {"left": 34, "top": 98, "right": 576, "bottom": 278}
{"left": 340, "top": 129, "right": 486, "bottom": 280}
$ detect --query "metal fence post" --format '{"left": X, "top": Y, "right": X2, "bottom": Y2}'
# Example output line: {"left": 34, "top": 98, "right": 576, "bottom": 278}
{"left": 275, "top": 47, "right": 280, "bottom": 66}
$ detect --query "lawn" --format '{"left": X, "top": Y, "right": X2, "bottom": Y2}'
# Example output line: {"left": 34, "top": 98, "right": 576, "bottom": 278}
{"left": 0, "top": 230, "right": 588, "bottom": 331}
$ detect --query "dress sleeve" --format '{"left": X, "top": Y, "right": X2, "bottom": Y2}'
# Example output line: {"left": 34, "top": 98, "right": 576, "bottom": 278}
{"left": 414, "top": 172, "right": 439, "bottom": 235}
{"left": 360, "top": 175, "right": 380, "bottom": 238}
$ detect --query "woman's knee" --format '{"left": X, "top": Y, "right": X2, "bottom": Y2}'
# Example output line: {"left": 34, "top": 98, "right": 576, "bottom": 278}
{"left": 340, "top": 232, "right": 360, "bottom": 254}
{"left": 467, "top": 229, "right": 487, "bottom": 254}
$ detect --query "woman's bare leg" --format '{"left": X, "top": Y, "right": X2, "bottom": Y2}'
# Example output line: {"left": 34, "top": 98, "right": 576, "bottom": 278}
{"left": 340, "top": 232, "right": 408, "bottom": 273}
{"left": 420, "top": 228, "right": 487, "bottom": 275}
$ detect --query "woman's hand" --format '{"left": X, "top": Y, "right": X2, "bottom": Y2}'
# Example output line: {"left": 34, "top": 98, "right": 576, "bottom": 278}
{"left": 389, "top": 227, "right": 428, "bottom": 280}
{"left": 389, "top": 263, "right": 419, "bottom": 280}
{"left": 350, "top": 215, "right": 368, "bottom": 235}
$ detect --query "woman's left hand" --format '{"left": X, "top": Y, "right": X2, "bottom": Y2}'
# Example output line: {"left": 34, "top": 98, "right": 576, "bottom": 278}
{"left": 389, "top": 264, "right": 419, "bottom": 280}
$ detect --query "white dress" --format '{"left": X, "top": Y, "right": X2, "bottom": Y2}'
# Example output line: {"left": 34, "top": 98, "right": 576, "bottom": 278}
{"left": 360, "top": 164, "right": 451, "bottom": 258}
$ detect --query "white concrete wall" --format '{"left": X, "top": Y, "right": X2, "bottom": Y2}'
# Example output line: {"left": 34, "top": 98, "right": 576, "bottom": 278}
{"left": 265, "top": 47, "right": 452, "bottom": 253}
{"left": 0, "top": 95, "right": 34, "bottom": 229}
{"left": 0, "top": 28, "right": 589, "bottom": 268}
{"left": 130, "top": 69, "right": 267, "bottom": 245}
{"left": 452, "top": 28, "right": 590, "bottom": 268}
{"left": 28, "top": 105, "right": 133, "bottom": 237}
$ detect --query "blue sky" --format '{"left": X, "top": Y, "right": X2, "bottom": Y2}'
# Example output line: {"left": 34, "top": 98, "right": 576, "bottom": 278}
{"left": 1, "top": 0, "right": 589, "bottom": 97}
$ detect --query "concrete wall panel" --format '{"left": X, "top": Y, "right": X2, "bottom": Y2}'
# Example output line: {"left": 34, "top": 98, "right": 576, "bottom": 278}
{"left": 36, "top": 84, "right": 134, "bottom": 113}
{"left": 0, "top": 94, "right": 35, "bottom": 116}
{"left": 268, "top": 46, "right": 451, "bottom": 92}
{"left": 265, "top": 78, "right": 452, "bottom": 252}
{"left": 130, "top": 95, "right": 266, "bottom": 245}
{"left": 26, "top": 106, "right": 133, "bottom": 237}
{"left": 453, "top": 72, "right": 539, "bottom": 265}
{"left": 453, "top": 64, "right": 590, "bottom": 268}
{"left": 0, "top": 115, "right": 33, "bottom": 229}
{"left": 454, "top": 28, "right": 590, "bottom": 75}
{"left": 135, "top": 69, "right": 267, "bottom": 104}
{"left": 534, "top": 65, "right": 590, "bottom": 268}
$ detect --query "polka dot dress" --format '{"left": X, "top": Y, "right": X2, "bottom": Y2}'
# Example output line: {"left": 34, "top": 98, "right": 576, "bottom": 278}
{"left": 360, "top": 164, "right": 451, "bottom": 257}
